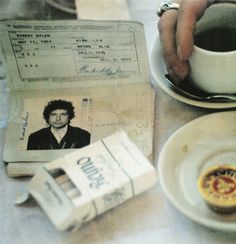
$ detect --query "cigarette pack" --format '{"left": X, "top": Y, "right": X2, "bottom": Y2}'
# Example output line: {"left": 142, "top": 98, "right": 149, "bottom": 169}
{"left": 28, "top": 130, "right": 157, "bottom": 231}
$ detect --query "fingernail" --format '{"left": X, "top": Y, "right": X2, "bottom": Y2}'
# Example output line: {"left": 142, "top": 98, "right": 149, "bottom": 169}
{"left": 172, "top": 65, "right": 187, "bottom": 80}
{"left": 172, "top": 65, "right": 181, "bottom": 75}
{"left": 167, "top": 67, "right": 181, "bottom": 84}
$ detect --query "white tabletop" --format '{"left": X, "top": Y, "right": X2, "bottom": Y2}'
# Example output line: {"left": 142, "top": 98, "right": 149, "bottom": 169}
{"left": 1, "top": 0, "right": 236, "bottom": 243}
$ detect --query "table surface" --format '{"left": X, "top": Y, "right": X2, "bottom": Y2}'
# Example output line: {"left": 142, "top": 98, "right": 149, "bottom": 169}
{"left": 1, "top": 0, "right": 236, "bottom": 243}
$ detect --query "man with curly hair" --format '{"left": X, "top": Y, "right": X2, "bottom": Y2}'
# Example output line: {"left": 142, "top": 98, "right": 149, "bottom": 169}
{"left": 27, "top": 99, "right": 90, "bottom": 150}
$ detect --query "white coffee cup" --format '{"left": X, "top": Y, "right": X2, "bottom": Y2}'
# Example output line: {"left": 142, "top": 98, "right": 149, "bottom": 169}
{"left": 189, "top": 3, "right": 236, "bottom": 94}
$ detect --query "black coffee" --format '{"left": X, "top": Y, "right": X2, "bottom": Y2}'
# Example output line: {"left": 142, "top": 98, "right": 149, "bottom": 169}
{"left": 194, "top": 27, "right": 236, "bottom": 52}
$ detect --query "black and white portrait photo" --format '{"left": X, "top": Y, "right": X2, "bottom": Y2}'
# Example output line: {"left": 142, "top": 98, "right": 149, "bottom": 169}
{"left": 25, "top": 98, "right": 91, "bottom": 150}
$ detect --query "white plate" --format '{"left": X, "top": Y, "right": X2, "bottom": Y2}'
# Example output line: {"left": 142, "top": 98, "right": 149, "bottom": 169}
{"left": 150, "top": 35, "right": 236, "bottom": 109}
{"left": 158, "top": 111, "right": 236, "bottom": 232}
{"left": 46, "top": 0, "right": 76, "bottom": 14}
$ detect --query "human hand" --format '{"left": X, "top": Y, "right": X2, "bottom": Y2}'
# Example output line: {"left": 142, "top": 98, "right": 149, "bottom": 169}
{"left": 158, "top": 0, "right": 216, "bottom": 83}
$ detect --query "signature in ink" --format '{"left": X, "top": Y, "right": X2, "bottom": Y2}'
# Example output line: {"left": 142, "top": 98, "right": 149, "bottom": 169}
{"left": 79, "top": 65, "right": 122, "bottom": 76}
{"left": 19, "top": 112, "right": 29, "bottom": 141}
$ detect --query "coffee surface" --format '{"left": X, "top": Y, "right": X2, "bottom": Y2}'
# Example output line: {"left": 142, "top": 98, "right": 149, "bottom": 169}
{"left": 194, "top": 27, "right": 236, "bottom": 52}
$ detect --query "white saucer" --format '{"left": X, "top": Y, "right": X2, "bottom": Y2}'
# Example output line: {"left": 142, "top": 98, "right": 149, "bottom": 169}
{"left": 46, "top": 0, "right": 76, "bottom": 14}
{"left": 150, "top": 35, "right": 236, "bottom": 109}
{"left": 158, "top": 111, "right": 236, "bottom": 232}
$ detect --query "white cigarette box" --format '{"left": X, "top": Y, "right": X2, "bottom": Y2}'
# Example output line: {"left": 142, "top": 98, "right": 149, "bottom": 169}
{"left": 28, "top": 130, "right": 157, "bottom": 231}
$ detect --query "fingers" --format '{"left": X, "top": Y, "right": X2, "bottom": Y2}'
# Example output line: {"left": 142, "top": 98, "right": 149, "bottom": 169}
{"left": 176, "top": 0, "right": 208, "bottom": 61}
{"left": 158, "top": 0, "right": 211, "bottom": 82}
{"left": 158, "top": 7, "right": 188, "bottom": 83}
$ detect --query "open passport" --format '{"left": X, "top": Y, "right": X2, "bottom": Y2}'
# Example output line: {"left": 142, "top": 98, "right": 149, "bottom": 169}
{"left": 0, "top": 20, "right": 155, "bottom": 177}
